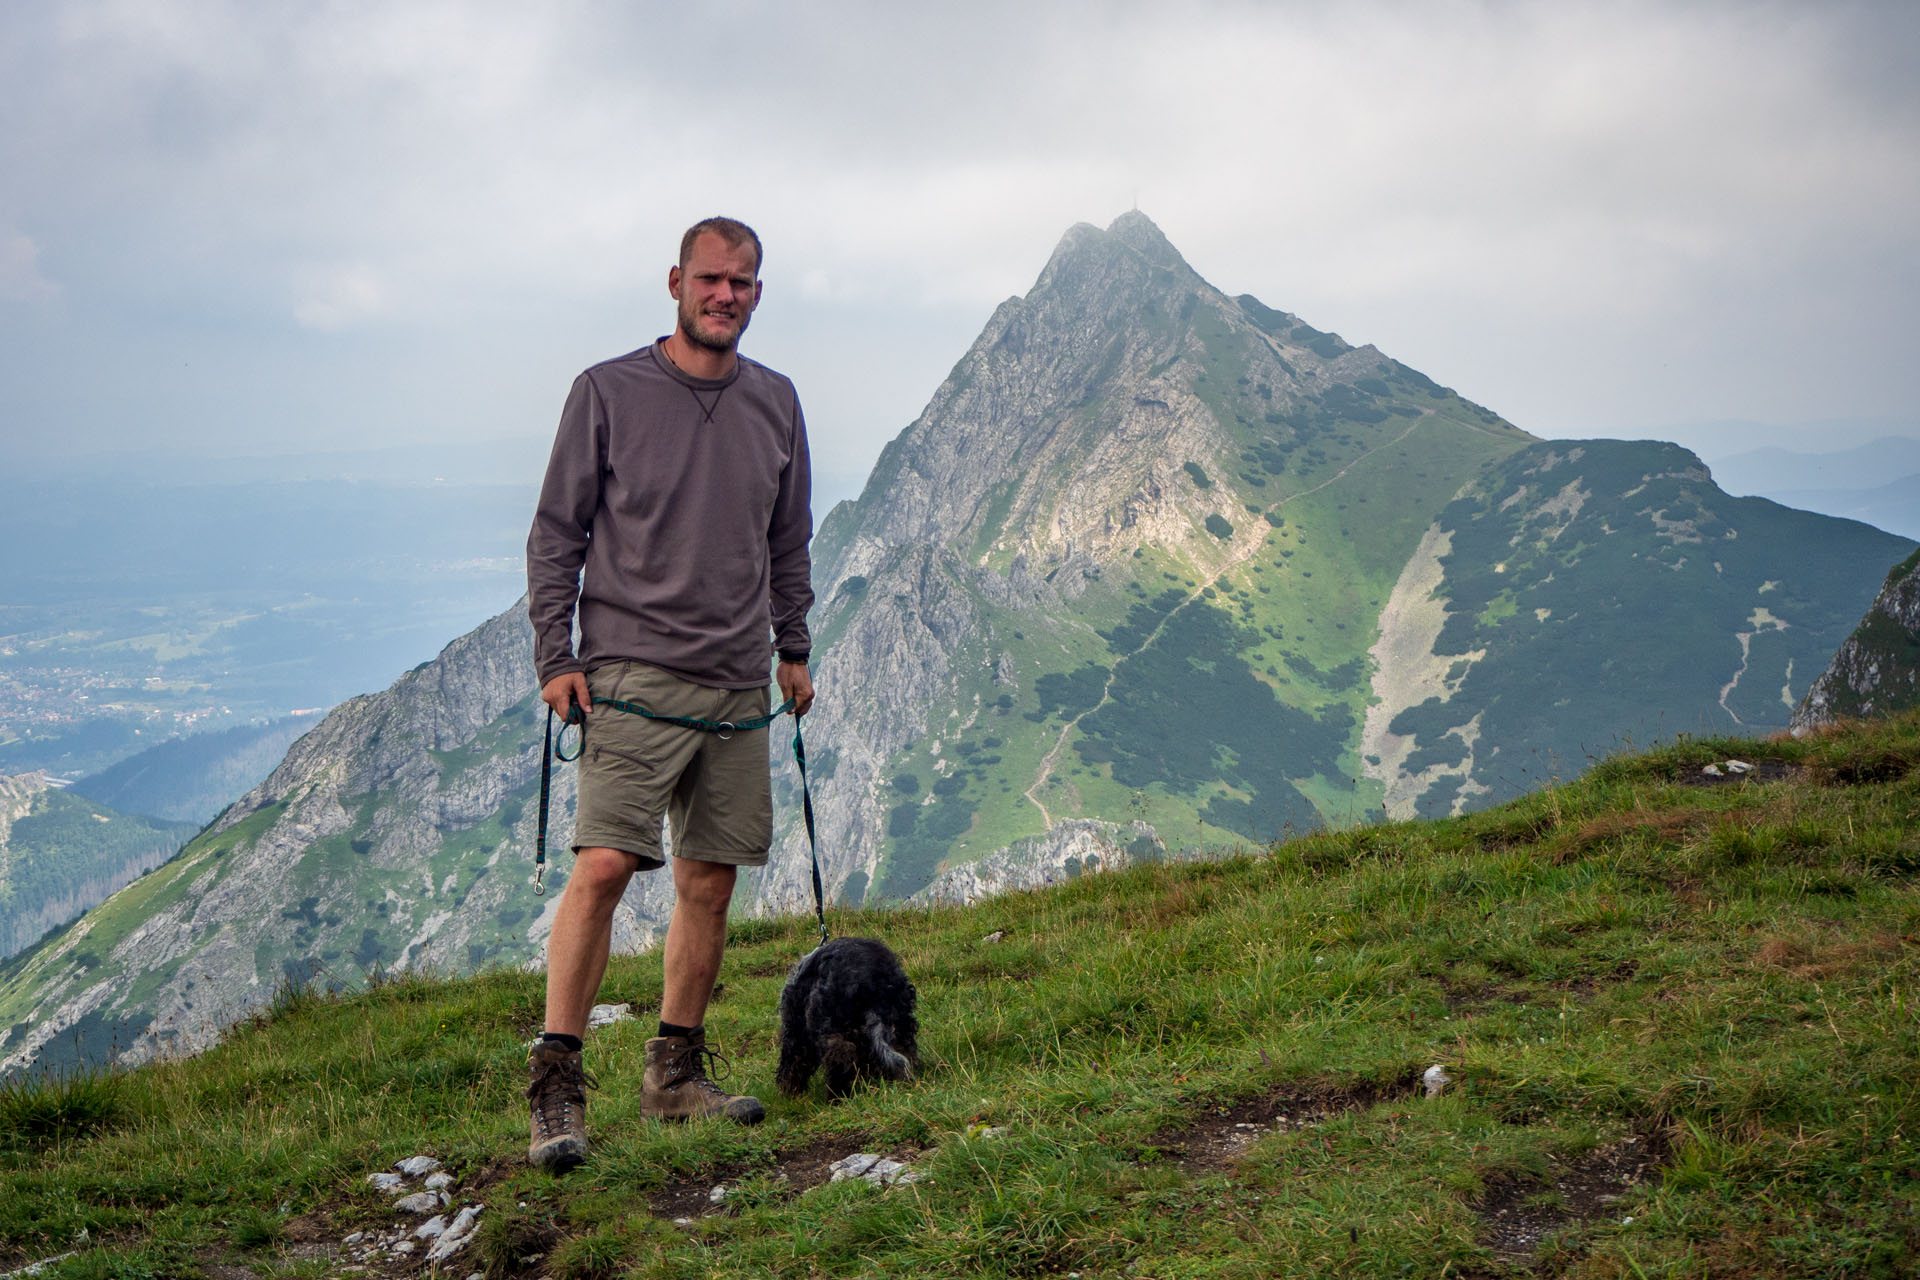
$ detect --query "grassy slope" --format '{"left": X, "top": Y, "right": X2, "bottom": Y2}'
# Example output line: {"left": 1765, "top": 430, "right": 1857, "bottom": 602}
{"left": 2, "top": 711, "right": 1916, "bottom": 1279}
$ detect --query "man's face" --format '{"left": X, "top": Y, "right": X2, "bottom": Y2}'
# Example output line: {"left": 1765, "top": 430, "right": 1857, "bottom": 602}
{"left": 669, "top": 233, "right": 762, "bottom": 354}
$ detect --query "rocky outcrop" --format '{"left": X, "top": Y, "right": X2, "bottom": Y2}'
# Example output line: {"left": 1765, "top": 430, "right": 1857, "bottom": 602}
{"left": 1793, "top": 549, "right": 1920, "bottom": 731}
{"left": 914, "top": 820, "right": 1165, "bottom": 906}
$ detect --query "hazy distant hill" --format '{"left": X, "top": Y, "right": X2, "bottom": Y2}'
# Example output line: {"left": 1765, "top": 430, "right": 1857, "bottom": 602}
{"left": 3, "top": 213, "right": 1910, "bottom": 1074}
{"left": 1706, "top": 436, "right": 1920, "bottom": 540}
{"left": 67, "top": 718, "right": 317, "bottom": 825}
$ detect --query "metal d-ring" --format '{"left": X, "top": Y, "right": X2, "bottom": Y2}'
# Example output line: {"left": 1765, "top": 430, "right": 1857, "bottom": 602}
{"left": 715, "top": 722, "right": 736, "bottom": 740}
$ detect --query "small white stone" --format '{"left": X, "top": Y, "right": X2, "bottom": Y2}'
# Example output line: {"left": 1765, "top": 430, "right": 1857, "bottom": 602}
{"left": 981, "top": 930, "right": 1008, "bottom": 943}
{"left": 1726, "top": 760, "right": 1753, "bottom": 774}
{"left": 395, "top": 1156, "right": 442, "bottom": 1178}
{"left": 390, "top": 1240, "right": 416, "bottom": 1255}
{"left": 1701, "top": 764, "right": 1724, "bottom": 777}
{"left": 341, "top": 1232, "right": 364, "bottom": 1246}
{"left": 830, "top": 1153, "right": 884, "bottom": 1182}
{"left": 1622, "top": 1216, "right": 1634, "bottom": 1226}
{"left": 709, "top": 1185, "right": 729, "bottom": 1204}
{"left": 587, "top": 1002, "right": 633, "bottom": 1027}
{"left": 1422, "top": 1064, "right": 1452, "bottom": 1098}
{"left": 415, "top": 1215, "right": 447, "bottom": 1240}
{"left": 673, "top": 1218, "right": 692, "bottom": 1227}
{"left": 428, "top": 1207, "right": 483, "bottom": 1261}
{"left": 393, "top": 1191, "right": 446, "bottom": 1214}
{"left": 366, "top": 1172, "right": 405, "bottom": 1193}
{"left": 423, "top": 1171, "right": 454, "bottom": 1190}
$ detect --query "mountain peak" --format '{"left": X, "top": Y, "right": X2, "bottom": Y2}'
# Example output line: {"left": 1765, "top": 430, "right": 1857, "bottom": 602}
{"left": 1106, "top": 209, "right": 1190, "bottom": 272}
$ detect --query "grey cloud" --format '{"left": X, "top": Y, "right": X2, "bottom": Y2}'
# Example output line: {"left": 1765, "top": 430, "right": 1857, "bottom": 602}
{"left": 0, "top": 0, "right": 1915, "bottom": 469}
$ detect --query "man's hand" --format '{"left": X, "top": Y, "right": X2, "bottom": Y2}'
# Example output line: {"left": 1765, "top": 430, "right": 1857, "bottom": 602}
{"left": 542, "top": 671, "right": 591, "bottom": 721}
{"left": 777, "top": 660, "right": 814, "bottom": 717}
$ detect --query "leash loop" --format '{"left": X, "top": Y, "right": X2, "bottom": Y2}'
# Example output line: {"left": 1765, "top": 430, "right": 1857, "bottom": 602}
{"left": 532, "top": 689, "right": 824, "bottom": 950}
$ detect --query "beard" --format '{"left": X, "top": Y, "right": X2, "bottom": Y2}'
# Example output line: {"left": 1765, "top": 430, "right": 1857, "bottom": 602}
{"left": 678, "top": 296, "right": 749, "bottom": 353}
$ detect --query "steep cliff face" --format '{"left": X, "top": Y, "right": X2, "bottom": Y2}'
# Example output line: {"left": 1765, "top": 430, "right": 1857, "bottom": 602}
{"left": 7, "top": 213, "right": 1909, "bottom": 1073}
{"left": 1793, "top": 549, "right": 1920, "bottom": 731}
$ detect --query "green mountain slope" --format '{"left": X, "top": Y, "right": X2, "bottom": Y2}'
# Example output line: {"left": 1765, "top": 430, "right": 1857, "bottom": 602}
{"left": 2, "top": 713, "right": 1913, "bottom": 1277}
{"left": 1365, "top": 441, "right": 1916, "bottom": 818}
{"left": 0, "top": 773, "right": 193, "bottom": 962}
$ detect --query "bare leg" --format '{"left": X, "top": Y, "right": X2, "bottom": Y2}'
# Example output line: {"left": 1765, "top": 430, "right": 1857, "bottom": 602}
{"left": 660, "top": 858, "right": 738, "bottom": 1027}
{"left": 543, "top": 846, "right": 640, "bottom": 1039}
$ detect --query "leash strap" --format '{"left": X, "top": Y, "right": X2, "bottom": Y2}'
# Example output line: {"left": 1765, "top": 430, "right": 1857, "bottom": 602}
{"left": 791, "top": 718, "right": 829, "bottom": 947}
{"left": 534, "top": 705, "right": 584, "bottom": 895}
{"left": 590, "top": 695, "right": 794, "bottom": 738}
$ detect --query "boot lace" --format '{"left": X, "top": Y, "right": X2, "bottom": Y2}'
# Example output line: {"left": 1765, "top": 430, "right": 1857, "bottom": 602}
{"left": 668, "top": 1040, "right": 739, "bottom": 1098}
{"left": 527, "top": 1055, "right": 597, "bottom": 1137}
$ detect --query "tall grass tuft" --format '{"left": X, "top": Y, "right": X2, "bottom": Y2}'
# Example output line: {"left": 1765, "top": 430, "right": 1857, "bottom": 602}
{"left": 0, "top": 1069, "right": 131, "bottom": 1148}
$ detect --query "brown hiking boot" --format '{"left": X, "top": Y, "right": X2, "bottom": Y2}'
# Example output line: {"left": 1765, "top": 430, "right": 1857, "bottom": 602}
{"left": 526, "top": 1039, "right": 591, "bottom": 1171}
{"left": 642, "top": 1029, "right": 765, "bottom": 1124}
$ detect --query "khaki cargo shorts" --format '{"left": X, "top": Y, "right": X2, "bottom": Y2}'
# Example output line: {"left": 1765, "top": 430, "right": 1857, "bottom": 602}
{"left": 572, "top": 660, "right": 775, "bottom": 870}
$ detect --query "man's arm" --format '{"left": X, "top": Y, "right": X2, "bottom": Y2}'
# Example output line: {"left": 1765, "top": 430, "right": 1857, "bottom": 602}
{"left": 527, "top": 373, "right": 606, "bottom": 713}
{"left": 767, "top": 390, "right": 815, "bottom": 711}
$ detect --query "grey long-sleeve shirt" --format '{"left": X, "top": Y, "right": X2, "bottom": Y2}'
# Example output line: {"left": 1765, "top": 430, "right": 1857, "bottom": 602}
{"left": 526, "top": 340, "right": 814, "bottom": 691}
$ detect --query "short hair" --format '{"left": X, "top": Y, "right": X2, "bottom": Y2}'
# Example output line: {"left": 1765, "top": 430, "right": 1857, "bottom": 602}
{"left": 679, "top": 217, "right": 762, "bottom": 276}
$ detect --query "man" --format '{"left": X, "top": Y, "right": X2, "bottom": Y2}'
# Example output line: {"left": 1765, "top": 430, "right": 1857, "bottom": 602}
{"left": 523, "top": 216, "right": 815, "bottom": 1172}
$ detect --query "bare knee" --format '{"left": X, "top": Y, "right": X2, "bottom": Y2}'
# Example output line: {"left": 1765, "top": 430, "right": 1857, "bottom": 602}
{"left": 565, "top": 847, "right": 641, "bottom": 908}
{"left": 673, "top": 859, "right": 738, "bottom": 920}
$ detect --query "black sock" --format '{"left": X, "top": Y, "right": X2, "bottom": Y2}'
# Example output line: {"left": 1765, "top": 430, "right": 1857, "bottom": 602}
{"left": 539, "top": 1032, "right": 583, "bottom": 1053}
{"left": 658, "top": 1021, "right": 699, "bottom": 1040}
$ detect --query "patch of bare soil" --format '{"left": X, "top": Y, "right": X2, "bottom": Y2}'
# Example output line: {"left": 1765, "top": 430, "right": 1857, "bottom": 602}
{"left": 1472, "top": 1132, "right": 1667, "bottom": 1262}
{"left": 1146, "top": 1074, "right": 1419, "bottom": 1174}
{"left": 648, "top": 1133, "right": 923, "bottom": 1220}
{"left": 1672, "top": 759, "right": 1803, "bottom": 788}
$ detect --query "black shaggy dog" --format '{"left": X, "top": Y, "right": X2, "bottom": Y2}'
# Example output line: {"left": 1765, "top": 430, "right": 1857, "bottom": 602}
{"left": 775, "top": 936, "right": 919, "bottom": 1099}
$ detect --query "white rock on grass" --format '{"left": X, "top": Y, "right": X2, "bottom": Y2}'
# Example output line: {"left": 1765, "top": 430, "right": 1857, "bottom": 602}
{"left": 829, "top": 1153, "right": 923, "bottom": 1186}
{"left": 424, "top": 1171, "right": 455, "bottom": 1190}
{"left": 365, "top": 1172, "right": 405, "bottom": 1193}
{"left": 427, "top": 1206, "right": 483, "bottom": 1262}
{"left": 395, "top": 1156, "right": 442, "bottom": 1178}
{"left": 587, "top": 1002, "right": 633, "bottom": 1027}
{"left": 1422, "top": 1065, "right": 1452, "bottom": 1097}
{"left": 393, "top": 1191, "right": 447, "bottom": 1214}
{"left": 414, "top": 1215, "right": 448, "bottom": 1239}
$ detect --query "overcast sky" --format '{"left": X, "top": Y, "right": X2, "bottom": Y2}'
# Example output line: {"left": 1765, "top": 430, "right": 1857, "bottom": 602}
{"left": 2, "top": 0, "right": 1916, "bottom": 499}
